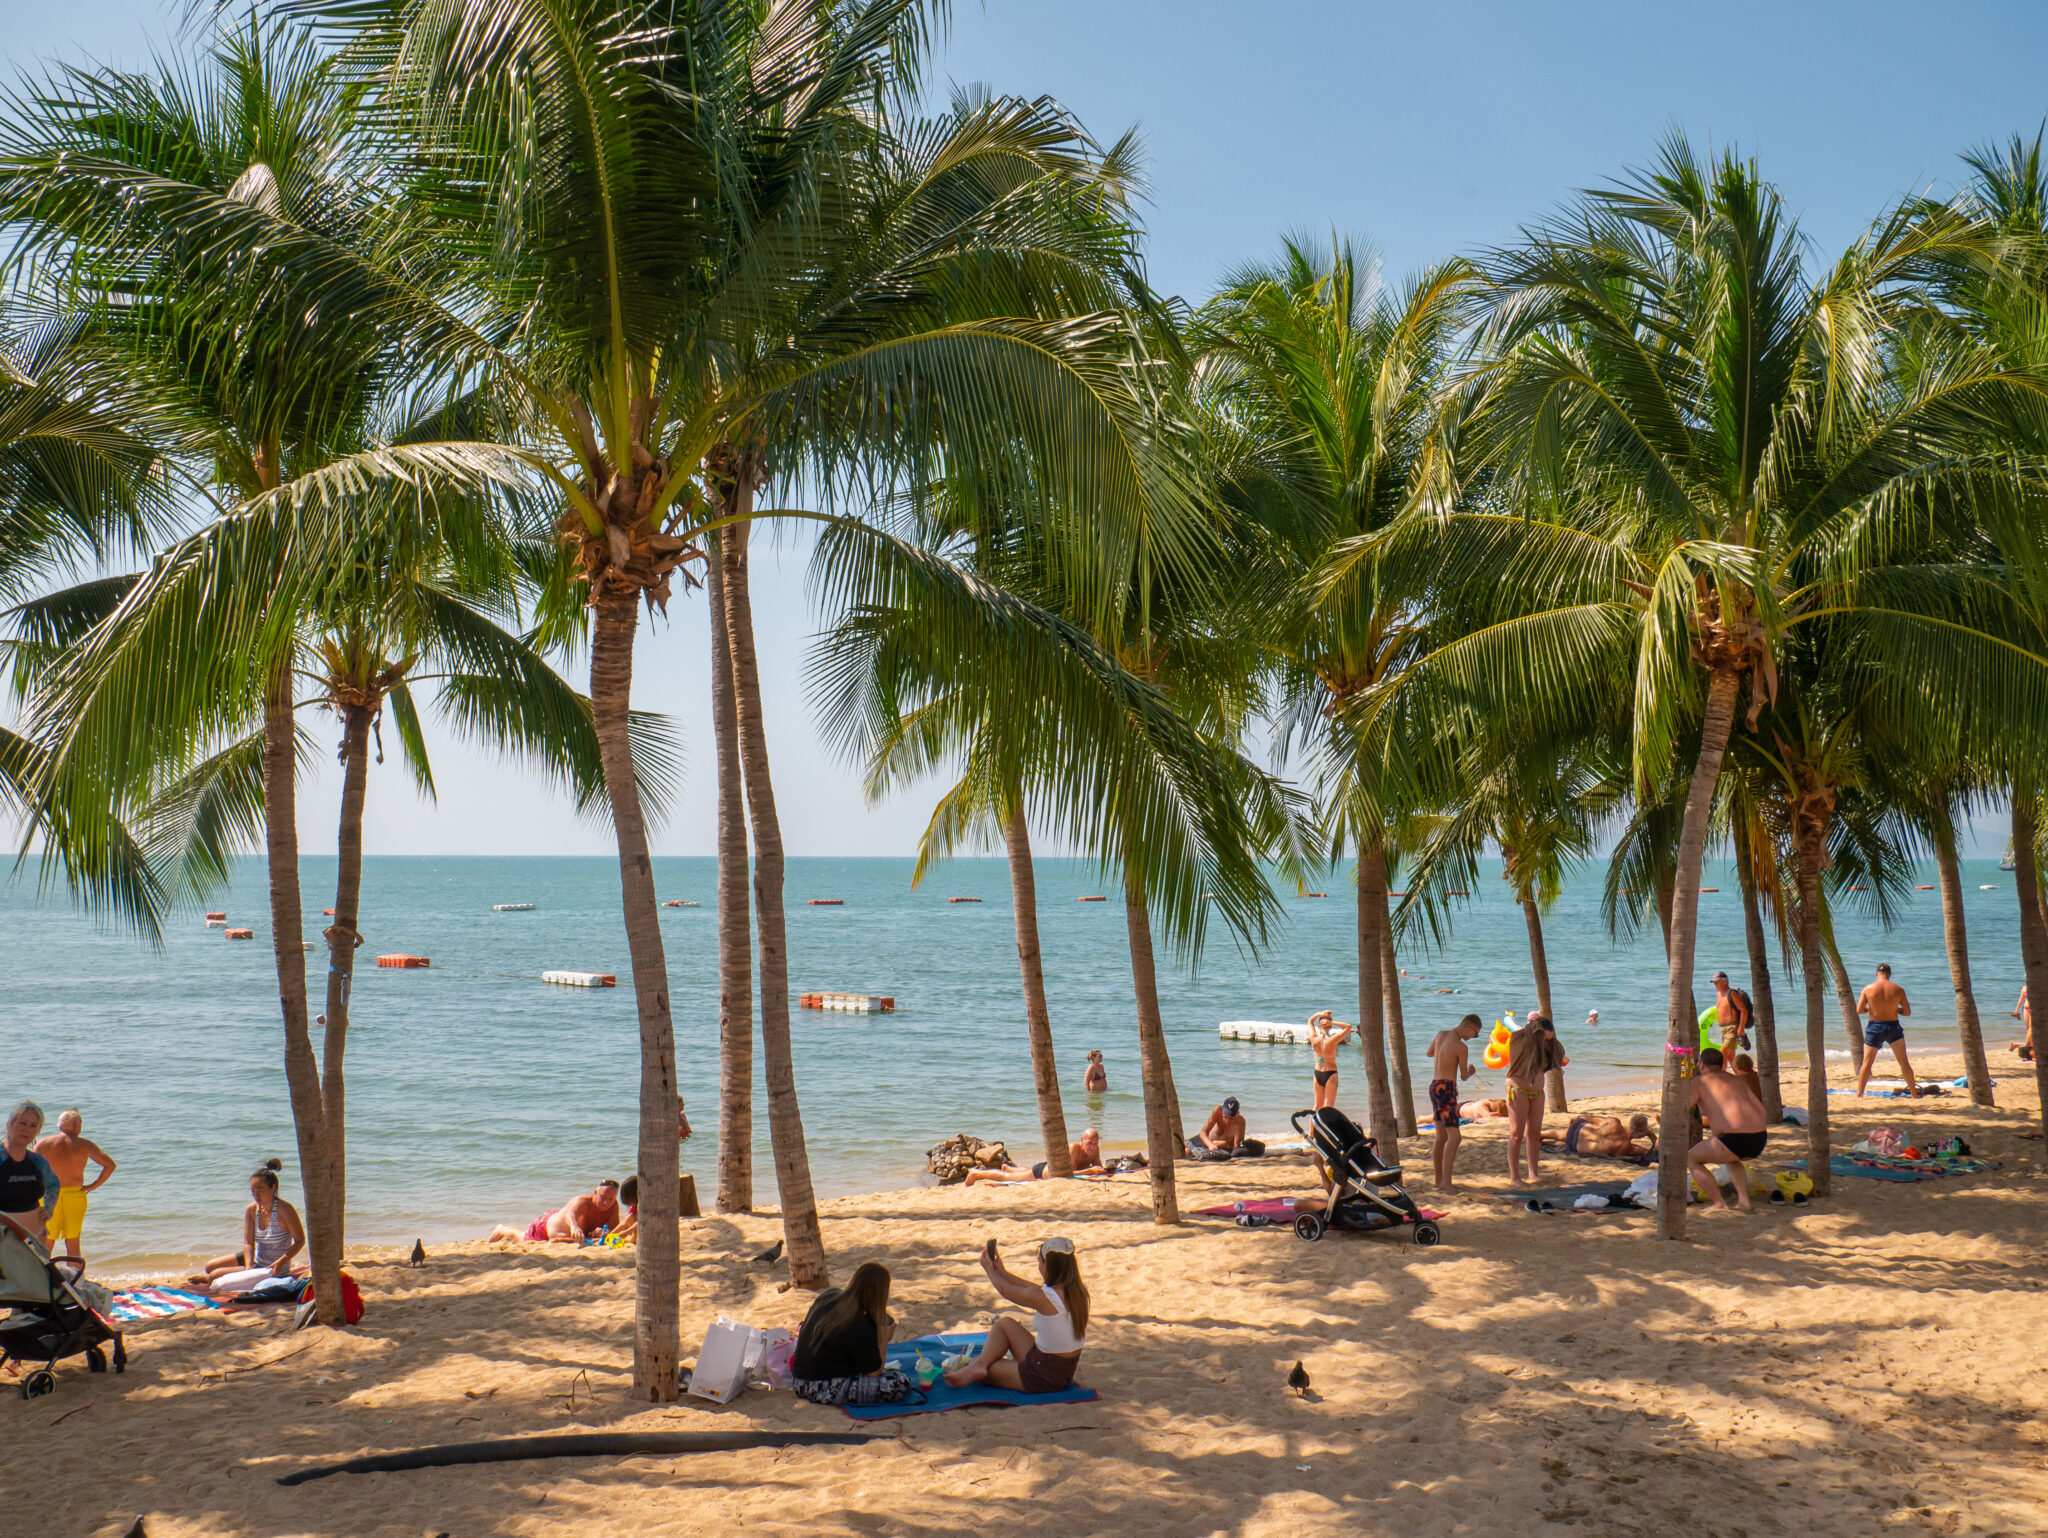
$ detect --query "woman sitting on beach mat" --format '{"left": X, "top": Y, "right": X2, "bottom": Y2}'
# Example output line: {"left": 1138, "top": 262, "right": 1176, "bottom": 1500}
{"left": 190, "top": 1158, "right": 304, "bottom": 1288}
{"left": 944, "top": 1237, "right": 1087, "bottom": 1393}
{"left": 791, "top": 1261, "right": 912, "bottom": 1406}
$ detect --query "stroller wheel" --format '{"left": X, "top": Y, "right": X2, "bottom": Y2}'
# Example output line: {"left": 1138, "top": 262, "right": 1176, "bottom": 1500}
{"left": 21, "top": 1369, "right": 55, "bottom": 1399}
{"left": 86, "top": 1346, "right": 107, "bottom": 1373}
{"left": 1413, "top": 1221, "right": 1443, "bottom": 1247}
{"left": 1293, "top": 1212, "right": 1327, "bottom": 1243}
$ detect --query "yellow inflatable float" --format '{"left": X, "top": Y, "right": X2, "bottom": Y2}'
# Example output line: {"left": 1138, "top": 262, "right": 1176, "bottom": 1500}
{"left": 1482, "top": 1017, "right": 1514, "bottom": 1069}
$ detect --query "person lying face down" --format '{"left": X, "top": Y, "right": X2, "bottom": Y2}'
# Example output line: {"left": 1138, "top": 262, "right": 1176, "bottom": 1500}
{"left": 489, "top": 1178, "right": 622, "bottom": 1243}
{"left": 964, "top": 1130, "right": 1105, "bottom": 1183}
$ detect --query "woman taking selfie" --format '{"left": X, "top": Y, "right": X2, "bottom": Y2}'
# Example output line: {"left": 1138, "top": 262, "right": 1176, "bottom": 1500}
{"left": 943, "top": 1236, "right": 1089, "bottom": 1393}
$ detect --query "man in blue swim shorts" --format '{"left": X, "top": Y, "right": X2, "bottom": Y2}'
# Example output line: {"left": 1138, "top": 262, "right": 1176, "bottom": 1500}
{"left": 1854, "top": 962, "right": 1920, "bottom": 1097}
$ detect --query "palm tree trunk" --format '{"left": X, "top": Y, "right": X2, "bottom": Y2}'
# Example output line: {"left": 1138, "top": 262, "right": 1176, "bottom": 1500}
{"left": 1822, "top": 936, "right": 1864, "bottom": 1061}
{"left": 263, "top": 658, "right": 343, "bottom": 1326}
{"left": 1734, "top": 835, "right": 1782, "bottom": 1123}
{"left": 706, "top": 529, "right": 753, "bottom": 1213}
{"left": 2009, "top": 796, "right": 2048, "bottom": 1143}
{"left": 1121, "top": 872, "right": 1180, "bottom": 1223}
{"left": 589, "top": 593, "right": 681, "bottom": 1400}
{"left": 1354, "top": 841, "right": 1399, "bottom": 1159}
{"left": 1006, "top": 798, "right": 1072, "bottom": 1174}
{"left": 1522, "top": 898, "right": 1567, "bottom": 1112}
{"left": 1655, "top": 667, "right": 1743, "bottom": 1241}
{"left": 1794, "top": 830, "right": 1833, "bottom": 1197}
{"left": 309, "top": 698, "right": 373, "bottom": 1324}
{"left": 1378, "top": 908, "right": 1415, "bottom": 1137}
{"left": 719, "top": 514, "right": 827, "bottom": 1288}
{"left": 1931, "top": 805, "right": 1994, "bottom": 1107}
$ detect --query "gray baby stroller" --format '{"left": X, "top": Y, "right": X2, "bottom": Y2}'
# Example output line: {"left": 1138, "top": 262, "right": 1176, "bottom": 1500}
{"left": 1290, "top": 1107, "right": 1441, "bottom": 1246}
{"left": 0, "top": 1224, "right": 125, "bottom": 1397}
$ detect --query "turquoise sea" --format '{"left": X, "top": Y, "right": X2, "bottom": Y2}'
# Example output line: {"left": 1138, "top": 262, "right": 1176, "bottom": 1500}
{"left": 0, "top": 854, "right": 2024, "bottom": 1271}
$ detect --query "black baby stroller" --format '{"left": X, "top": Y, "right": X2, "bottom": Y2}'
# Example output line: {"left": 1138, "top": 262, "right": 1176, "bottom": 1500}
{"left": 0, "top": 1224, "right": 125, "bottom": 1397}
{"left": 1289, "top": 1107, "right": 1441, "bottom": 1246}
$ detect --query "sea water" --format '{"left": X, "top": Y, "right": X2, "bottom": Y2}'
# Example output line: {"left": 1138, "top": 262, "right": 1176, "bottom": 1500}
{"left": 0, "top": 854, "right": 2022, "bottom": 1268}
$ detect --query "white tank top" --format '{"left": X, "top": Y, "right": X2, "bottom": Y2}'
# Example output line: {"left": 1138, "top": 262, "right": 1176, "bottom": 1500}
{"left": 1033, "top": 1284, "right": 1082, "bottom": 1354}
{"left": 251, "top": 1201, "right": 292, "bottom": 1266}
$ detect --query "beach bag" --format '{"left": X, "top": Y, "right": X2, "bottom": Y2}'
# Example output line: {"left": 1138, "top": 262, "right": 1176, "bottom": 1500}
{"left": 760, "top": 1329, "right": 797, "bottom": 1390}
{"left": 1623, "top": 1170, "right": 1658, "bottom": 1206}
{"left": 688, "top": 1316, "right": 762, "bottom": 1403}
{"left": 303, "top": 1271, "right": 365, "bottom": 1325}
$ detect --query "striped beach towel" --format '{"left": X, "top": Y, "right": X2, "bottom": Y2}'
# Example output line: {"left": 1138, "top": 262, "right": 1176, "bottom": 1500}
{"left": 108, "top": 1285, "right": 224, "bottom": 1322}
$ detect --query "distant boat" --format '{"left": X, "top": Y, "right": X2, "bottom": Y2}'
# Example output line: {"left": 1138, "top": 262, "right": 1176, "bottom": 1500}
{"left": 492, "top": 902, "right": 536, "bottom": 912}
{"left": 2001, "top": 844, "right": 2017, "bottom": 872}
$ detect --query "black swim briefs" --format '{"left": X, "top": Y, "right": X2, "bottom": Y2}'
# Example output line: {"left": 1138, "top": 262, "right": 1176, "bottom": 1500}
{"left": 1719, "top": 1130, "right": 1767, "bottom": 1160}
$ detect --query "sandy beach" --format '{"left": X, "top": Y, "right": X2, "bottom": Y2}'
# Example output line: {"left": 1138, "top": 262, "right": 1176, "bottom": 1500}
{"left": 13, "top": 1049, "right": 2048, "bottom": 1538}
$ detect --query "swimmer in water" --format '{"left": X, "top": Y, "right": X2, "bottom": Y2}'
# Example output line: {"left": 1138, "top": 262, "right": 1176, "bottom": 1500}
{"left": 1586, "top": 1009, "right": 1598, "bottom": 1025}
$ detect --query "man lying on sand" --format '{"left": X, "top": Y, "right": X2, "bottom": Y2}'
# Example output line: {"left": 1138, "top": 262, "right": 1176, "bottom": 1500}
{"left": 1544, "top": 1113, "right": 1655, "bottom": 1160}
{"left": 489, "top": 1178, "right": 622, "bottom": 1242}
{"left": 964, "top": 1129, "right": 1105, "bottom": 1183}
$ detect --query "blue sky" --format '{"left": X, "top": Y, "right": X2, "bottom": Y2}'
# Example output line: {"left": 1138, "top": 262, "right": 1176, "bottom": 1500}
{"left": 4, "top": 1, "right": 2039, "bottom": 856}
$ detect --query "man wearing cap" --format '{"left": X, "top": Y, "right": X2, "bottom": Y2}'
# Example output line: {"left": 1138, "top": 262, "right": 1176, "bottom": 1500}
{"left": 1190, "top": 1097, "right": 1251, "bottom": 1158}
{"left": 1699, "top": 970, "right": 1754, "bottom": 1053}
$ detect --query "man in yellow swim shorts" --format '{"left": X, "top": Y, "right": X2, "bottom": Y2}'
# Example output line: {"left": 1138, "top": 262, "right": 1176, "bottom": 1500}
{"left": 32, "top": 1109, "right": 116, "bottom": 1269}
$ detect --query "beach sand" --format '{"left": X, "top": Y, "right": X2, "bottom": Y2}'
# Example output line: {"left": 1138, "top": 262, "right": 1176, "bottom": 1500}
{"left": 16, "top": 1049, "right": 2048, "bottom": 1538}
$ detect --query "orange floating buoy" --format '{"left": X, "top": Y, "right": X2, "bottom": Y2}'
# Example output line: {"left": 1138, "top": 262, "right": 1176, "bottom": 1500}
{"left": 1915, "top": 884, "right": 1935, "bottom": 891}
{"left": 204, "top": 911, "right": 227, "bottom": 921}
{"left": 948, "top": 896, "right": 982, "bottom": 903}
{"left": 322, "top": 908, "right": 336, "bottom": 916}
{"left": 1078, "top": 895, "right": 1107, "bottom": 902}
{"left": 1303, "top": 892, "right": 1327, "bottom": 899}
{"left": 1699, "top": 888, "right": 1719, "bottom": 893}
{"left": 377, "top": 954, "right": 431, "bottom": 968}
{"left": 1851, "top": 885, "right": 1868, "bottom": 891}
{"left": 808, "top": 899, "right": 844, "bottom": 906}
{"left": 224, "top": 927, "right": 255, "bottom": 940}
{"left": 1447, "top": 890, "right": 1468, "bottom": 897}
{"left": 662, "top": 900, "right": 682, "bottom": 908}
{"left": 1389, "top": 891, "right": 1406, "bottom": 897}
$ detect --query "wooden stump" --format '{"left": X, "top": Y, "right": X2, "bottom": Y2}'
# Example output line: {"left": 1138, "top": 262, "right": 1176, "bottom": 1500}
{"left": 679, "top": 1172, "right": 701, "bottom": 1219}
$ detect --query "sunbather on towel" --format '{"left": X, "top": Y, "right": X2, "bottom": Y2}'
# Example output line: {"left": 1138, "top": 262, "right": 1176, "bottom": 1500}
{"left": 944, "top": 1237, "right": 1088, "bottom": 1393}
{"left": 1544, "top": 1113, "right": 1654, "bottom": 1160}
{"left": 964, "top": 1130, "right": 1105, "bottom": 1183}
{"left": 191, "top": 1159, "right": 304, "bottom": 1285}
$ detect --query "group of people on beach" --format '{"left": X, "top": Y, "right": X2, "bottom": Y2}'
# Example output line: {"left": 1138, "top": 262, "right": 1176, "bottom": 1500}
{"left": 789, "top": 1236, "right": 1089, "bottom": 1406}
{"left": 0, "top": 1101, "right": 117, "bottom": 1271}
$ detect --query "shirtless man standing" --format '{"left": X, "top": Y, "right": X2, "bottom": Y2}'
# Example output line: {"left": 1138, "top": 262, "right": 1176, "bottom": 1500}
{"left": 1687, "top": 1048, "right": 1768, "bottom": 1211}
{"left": 1705, "top": 970, "right": 1754, "bottom": 1052}
{"left": 31, "top": 1109, "right": 115, "bottom": 1267}
{"left": 1855, "top": 962, "right": 1920, "bottom": 1097}
{"left": 1426, "top": 1015, "right": 1482, "bottom": 1191}
{"left": 1307, "top": 1011, "right": 1353, "bottom": 1110}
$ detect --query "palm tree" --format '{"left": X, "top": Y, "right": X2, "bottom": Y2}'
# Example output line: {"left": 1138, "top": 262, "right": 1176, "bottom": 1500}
{"left": 319, "top": 0, "right": 1199, "bottom": 1312}
{"left": 0, "top": 19, "right": 561, "bottom": 1322}
{"left": 704, "top": 527, "right": 753, "bottom": 1213}
{"left": 1916, "top": 784, "right": 1996, "bottom": 1106}
{"left": 1724, "top": 785, "right": 1786, "bottom": 1120}
{"left": 1328, "top": 139, "right": 2043, "bottom": 1237}
{"left": 1192, "top": 238, "right": 1474, "bottom": 1160}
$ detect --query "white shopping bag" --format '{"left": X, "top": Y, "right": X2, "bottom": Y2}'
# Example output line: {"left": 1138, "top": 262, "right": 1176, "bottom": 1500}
{"left": 687, "top": 1316, "right": 761, "bottom": 1403}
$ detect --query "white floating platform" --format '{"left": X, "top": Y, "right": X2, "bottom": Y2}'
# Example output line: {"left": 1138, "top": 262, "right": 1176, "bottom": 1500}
{"left": 543, "top": 970, "right": 616, "bottom": 988}
{"left": 493, "top": 902, "right": 537, "bottom": 912}
{"left": 1218, "top": 1020, "right": 1312, "bottom": 1045}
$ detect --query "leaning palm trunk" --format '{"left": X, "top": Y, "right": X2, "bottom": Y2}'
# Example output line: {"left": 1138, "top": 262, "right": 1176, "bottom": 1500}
{"left": 1121, "top": 873, "right": 1181, "bottom": 1223}
{"left": 1734, "top": 834, "right": 1782, "bottom": 1122}
{"left": 1931, "top": 811, "right": 1994, "bottom": 1107}
{"left": 2009, "top": 798, "right": 2048, "bottom": 1142}
{"left": 1794, "top": 832, "right": 1833, "bottom": 1197}
{"left": 706, "top": 530, "right": 754, "bottom": 1212}
{"left": 1354, "top": 842, "right": 1399, "bottom": 1159}
{"left": 719, "top": 515, "right": 827, "bottom": 1287}
{"left": 1655, "top": 668, "right": 1743, "bottom": 1240}
{"left": 1007, "top": 800, "right": 1073, "bottom": 1175}
{"left": 263, "top": 659, "right": 346, "bottom": 1326}
{"left": 1822, "top": 939, "right": 1865, "bottom": 1062}
{"left": 1378, "top": 910, "right": 1415, "bottom": 1137}
{"left": 1522, "top": 898, "right": 1567, "bottom": 1112}
{"left": 309, "top": 699, "right": 374, "bottom": 1320}
{"left": 588, "top": 594, "right": 682, "bottom": 1398}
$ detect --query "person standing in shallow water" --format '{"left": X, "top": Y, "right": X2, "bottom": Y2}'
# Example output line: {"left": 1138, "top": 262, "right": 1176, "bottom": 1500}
{"left": 1082, "top": 1051, "right": 1107, "bottom": 1092}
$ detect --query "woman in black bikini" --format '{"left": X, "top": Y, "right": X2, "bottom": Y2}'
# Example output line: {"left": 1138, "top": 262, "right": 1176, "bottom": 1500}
{"left": 1308, "top": 1011, "right": 1352, "bottom": 1110}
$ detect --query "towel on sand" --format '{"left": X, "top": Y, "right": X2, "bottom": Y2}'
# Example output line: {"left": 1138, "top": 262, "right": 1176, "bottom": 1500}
{"left": 108, "top": 1285, "right": 223, "bottom": 1322}
{"left": 1787, "top": 1155, "right": 1943, "bottom": 1182}
{"left": 840, "top": 1334, "right": 1097, "bottom": 1421}
{"left": 1488, "top": 1181, "right": 1633, "bottom": 1207}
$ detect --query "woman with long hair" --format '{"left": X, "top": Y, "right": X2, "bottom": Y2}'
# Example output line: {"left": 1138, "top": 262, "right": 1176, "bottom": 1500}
{"left": 190, "top": 1159, "right": 304, "bottom": 1285}
{"left": 944, "top": 1237, "right": 1088, "bottom": 1393}
{"left": 791, "top": 1260, "right": 912, "bottom": 1406}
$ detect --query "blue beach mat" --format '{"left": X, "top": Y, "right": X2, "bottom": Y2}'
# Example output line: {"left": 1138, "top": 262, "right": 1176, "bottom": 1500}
{"left": 1789, "top": 1156, "right": 1941, "bottom": 1182}
{"left": 840, "top": 1333, "right": 1098, "bottom": 1421}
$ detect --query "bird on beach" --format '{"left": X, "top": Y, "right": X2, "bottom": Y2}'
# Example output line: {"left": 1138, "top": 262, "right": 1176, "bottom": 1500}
{"left": 121, "top": 1519, "right": 147, "bottom": 1538}
{"left": 408, "top": 1239, "right": 426, "bottom": 1268}
{"left": 1287, "top": 1361, "right": 1310, "bottom": 1397}
{"left": 753, "top": 1240, "right": 784, "bottom": 1267}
